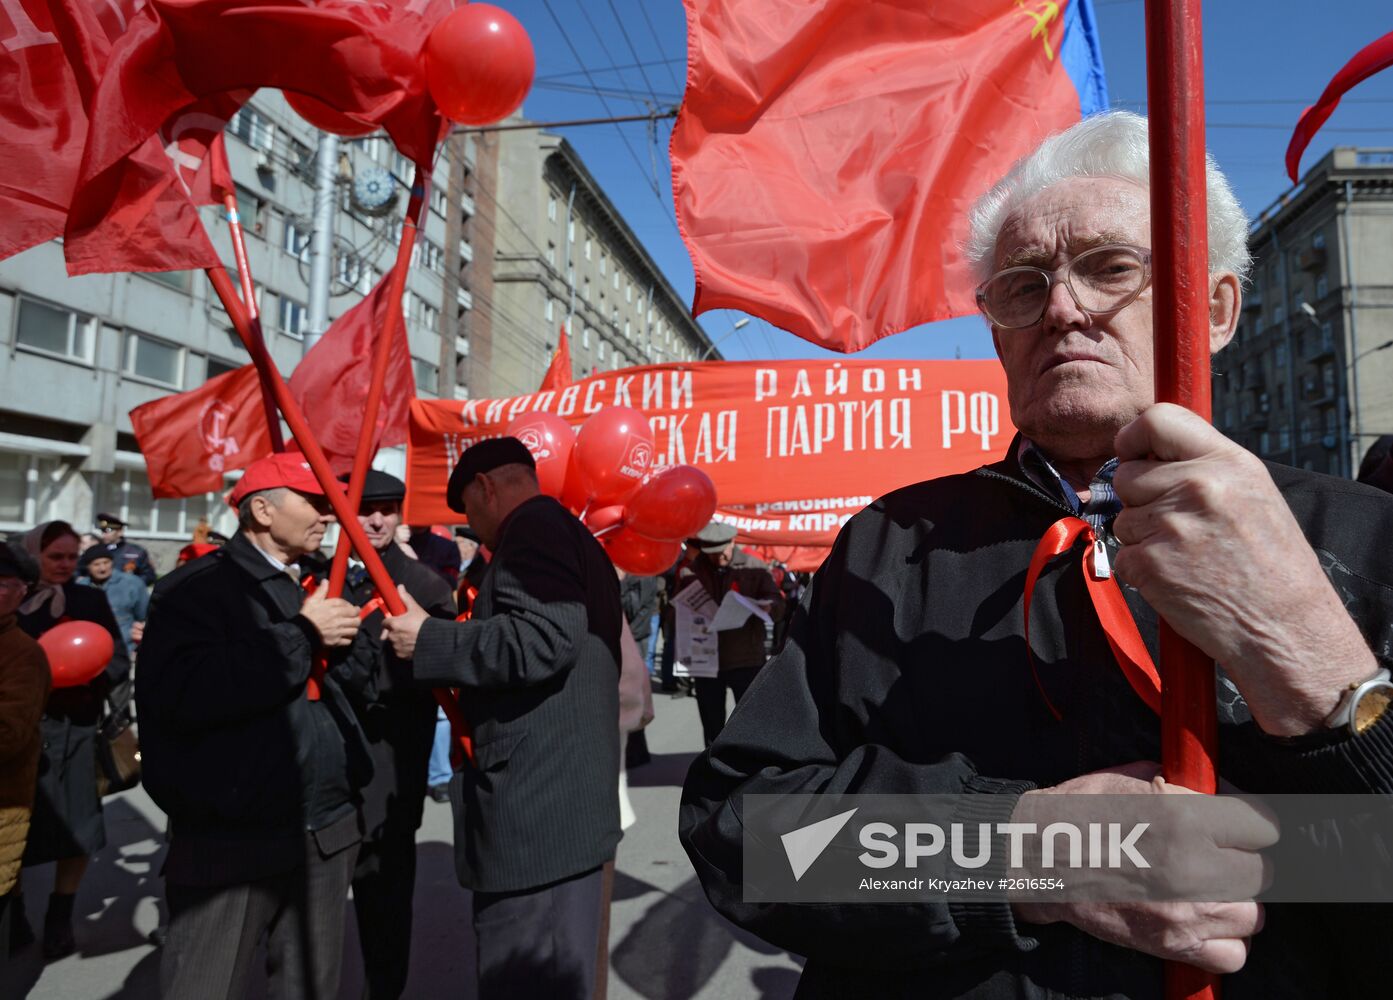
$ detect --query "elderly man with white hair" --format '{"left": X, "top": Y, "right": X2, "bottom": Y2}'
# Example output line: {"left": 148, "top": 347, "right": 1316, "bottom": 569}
{"left": 679, "top": 111, "right": 1393, "bottom": 998}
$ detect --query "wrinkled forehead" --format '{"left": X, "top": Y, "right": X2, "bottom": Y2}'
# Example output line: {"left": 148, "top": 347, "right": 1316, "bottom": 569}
{"left": 993, "top": 177, "right": 1151, "bottom": 270}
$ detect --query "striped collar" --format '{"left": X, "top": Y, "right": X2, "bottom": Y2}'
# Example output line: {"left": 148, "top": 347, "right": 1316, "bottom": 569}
{"left": 1016, "top": 438, "right": 1121, "bottom": 534}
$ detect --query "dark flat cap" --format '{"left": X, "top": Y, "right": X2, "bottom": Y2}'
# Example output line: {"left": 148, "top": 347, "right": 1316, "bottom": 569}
{"left": 454, "top": 525, "right": 481, "bottom": 543}
{"left": 0, "top": 542, "right": 37, "bottom": 583}
{"left": 446, "top": 437, "right": 536, "bottom": 514}
{"left": 690, "top": 520, "right": 738, "bottom": 553}
{"left": 340, "top": 469, "right": 406, "bottom": 504}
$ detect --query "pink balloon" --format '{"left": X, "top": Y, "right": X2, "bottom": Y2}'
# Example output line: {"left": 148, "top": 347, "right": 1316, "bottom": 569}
{"left": 604, "top": 528, "right": 682, "bottom": 576}
{"left": 574, "top": 407, "right": 655, "bottom": 508}
{"left": 625, "top": 465, "right": 718, "bottom": 542}
{"left": 38, "top": 621, "right": 113, "bottom": 689}
{"left": 505, "top": 412, "right": 576, "bottom": 499}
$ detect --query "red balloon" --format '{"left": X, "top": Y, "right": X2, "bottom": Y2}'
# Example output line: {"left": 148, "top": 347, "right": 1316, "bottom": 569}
{"left": 604, "top": 528, "right": 682, "bottom": 576}
{"left": 574, "top": 407, "right": 655, "bottom": 508}
{"left": 505, "top": 412, "right": 575, "bottom": 499}
{"left": 38, "top": 621, "right": 114, "bottom": 689}
{"left": 625, "top": 465, "right": 718, "bottom": 542}
{"left": 559, "top": 449, "right": 590, "bottom": 515}
{"left": 584, "top": 505, "right": 626, "bottom": 537}
{"left": 283, "top": 90, "right": 377, "bottom": 137}
{"left": 425, "top": 4, "right": 536, "bottom": 126}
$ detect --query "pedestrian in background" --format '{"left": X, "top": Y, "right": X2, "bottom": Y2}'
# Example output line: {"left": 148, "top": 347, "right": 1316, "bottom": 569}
{"left": 93, "top": 513, "right": 157, "bottom": 586}
{"left": 77, "top": 547, "right": 148, "bottom": 656}
{"left": 0, "top": 544, "right": 50, "bottom": 961}
{"left": 14, "top": 521, "right": 128, "bottom": 960}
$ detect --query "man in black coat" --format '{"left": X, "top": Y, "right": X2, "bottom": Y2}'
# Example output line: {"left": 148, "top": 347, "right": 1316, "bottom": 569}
{"left": 382, "top": 437, "right": 622, "bottom": 1000}
{"left": 138, "top": 453, "right": 372, "bottom": 1000}
{"left": 332, "top": 469, "right": 456, "bottom": 1000}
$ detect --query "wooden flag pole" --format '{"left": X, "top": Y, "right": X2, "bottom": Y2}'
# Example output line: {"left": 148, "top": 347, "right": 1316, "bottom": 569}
{"left": 1144, "top": 1, "right": 1220, "bottom": 998}
{"left": 325, "top": 167, "right": 427, "bottom": 598}
{"left": 221, "top": 193, "right": 286, "bottom": 453}
{"left": 204, "top": 265, "right": 474, "bottom": 762}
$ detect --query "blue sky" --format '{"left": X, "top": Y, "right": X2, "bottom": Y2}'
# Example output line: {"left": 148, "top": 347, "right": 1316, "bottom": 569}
{"left": 504, "top": 0, "right": 1393, "bottom": 362}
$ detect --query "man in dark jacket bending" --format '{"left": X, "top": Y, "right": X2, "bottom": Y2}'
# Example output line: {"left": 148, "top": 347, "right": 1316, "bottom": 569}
{"left": 382, "top": 437, "right": 622, "bottom": 1000}
{"left": 679, "top": 111, "right": 1393, "bottom": 999}
{"left": 138, "top": 453, "right": 372, "bottom": 1000}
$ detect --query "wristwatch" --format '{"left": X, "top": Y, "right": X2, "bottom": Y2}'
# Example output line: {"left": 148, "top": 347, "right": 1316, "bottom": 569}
{"left": 1324, "top": 668, "right": 1393, "bottom": 737}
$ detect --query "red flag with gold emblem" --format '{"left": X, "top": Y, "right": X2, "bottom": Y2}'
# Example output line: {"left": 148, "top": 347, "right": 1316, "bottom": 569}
{"left": 671, "top": 0, "right": 1108, "bottom": 352}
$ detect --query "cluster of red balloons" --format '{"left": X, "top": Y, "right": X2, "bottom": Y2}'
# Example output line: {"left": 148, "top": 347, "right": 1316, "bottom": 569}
{"left": 38, "top": 621, "right": 114, "bottom": 689}
{"left": 287, "top": 3, "right": 535, "bottom": 135}
{"left": 505, "top": 408, "right": 718, "bottom": 576}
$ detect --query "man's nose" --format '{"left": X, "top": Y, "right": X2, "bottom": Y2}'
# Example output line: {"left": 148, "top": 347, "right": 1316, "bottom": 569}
{"left": 1040, "top": 276, "right": 1089, "bottom": 334}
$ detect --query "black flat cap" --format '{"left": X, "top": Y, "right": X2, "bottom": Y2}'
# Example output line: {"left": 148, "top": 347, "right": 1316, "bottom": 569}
{"left": 79, "top": 546, "right": 115, "bottom": 571}
{"left": 455, "top": 525, "right": 481, "bottom": 543}
{"left": 1, "top": 542, "right": 37, "bottom": 583}
{"left": 446, "top": 437, "right": 536, "bottom": 514}
{"left": 339, "top": 469, "right": 407, "bottom": 504}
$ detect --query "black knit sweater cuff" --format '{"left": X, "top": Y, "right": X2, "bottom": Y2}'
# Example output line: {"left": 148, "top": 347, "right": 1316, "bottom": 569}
{"left": 947, "top": 775, "right": 1040, "bottom": 953}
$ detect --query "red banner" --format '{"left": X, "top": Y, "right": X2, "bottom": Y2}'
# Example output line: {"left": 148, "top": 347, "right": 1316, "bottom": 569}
{"left": 407, "top": 360, "right": 1014, "bottom": 546}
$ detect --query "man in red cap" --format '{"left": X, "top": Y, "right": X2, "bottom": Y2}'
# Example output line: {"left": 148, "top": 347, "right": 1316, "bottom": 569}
{"left": 137, "top": 452, "right": 374, "bottom": 1000}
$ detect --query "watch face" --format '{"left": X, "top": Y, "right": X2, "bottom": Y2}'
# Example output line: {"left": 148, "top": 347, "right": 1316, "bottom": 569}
{"left": 1354, "top": 688, "right": 1393, "bottom": 735}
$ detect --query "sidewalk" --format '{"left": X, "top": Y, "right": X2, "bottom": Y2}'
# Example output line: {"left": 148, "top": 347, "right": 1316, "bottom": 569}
{"left": 1, "top": 686, "right": 801, "bottom": 999}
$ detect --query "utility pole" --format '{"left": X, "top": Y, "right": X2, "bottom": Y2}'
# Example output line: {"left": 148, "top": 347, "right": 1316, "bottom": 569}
{"left": 303, "top": 131, "right": 339, "bottom": 355}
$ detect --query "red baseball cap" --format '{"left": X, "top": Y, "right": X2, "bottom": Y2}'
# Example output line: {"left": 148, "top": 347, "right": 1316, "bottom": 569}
{"left": 227, "top": 453, "right": 326, "bottom": 508}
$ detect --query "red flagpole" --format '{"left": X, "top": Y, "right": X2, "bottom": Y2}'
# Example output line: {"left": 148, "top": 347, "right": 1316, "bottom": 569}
{"left": 204, "top": 266, "right": 473, "bottom": 762}
{"left": 221, "top": 193, "right": 286, "bottom": 453}
{"left": 325, "top": 168, "right": 427, "bottom": 598}
{"left": 1144, "top": 1, "right": 1220, "bottom": 998}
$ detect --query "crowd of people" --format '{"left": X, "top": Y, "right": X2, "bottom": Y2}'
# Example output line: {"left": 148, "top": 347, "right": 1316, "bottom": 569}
{"left": 2, "top": 111, "right": 1392, "bottom": 1000}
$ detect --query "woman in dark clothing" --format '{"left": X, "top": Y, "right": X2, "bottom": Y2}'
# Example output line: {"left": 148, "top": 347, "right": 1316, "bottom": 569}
{"left": 12, "top": 521, "right": 129, "bottom": 960}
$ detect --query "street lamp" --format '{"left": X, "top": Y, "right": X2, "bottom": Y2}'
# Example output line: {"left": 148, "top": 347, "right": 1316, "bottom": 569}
{"left": 700, "top": 317, "right": 749, "bottom": 361}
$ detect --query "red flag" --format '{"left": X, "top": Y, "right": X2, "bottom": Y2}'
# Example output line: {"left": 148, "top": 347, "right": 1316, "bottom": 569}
{"left": 1286, "top": 31, "right": 1393, "bottom": 182}
{"left": 0, "top": 0, "right": 233, "bottom": 269}
{"left": 65, "top": 0, "right": 455, "bottom": 276}
{"left": 539, "top": 326, "right": 573, "bottom": 391}
{"left": 288, "top": 276, "right": 415, "bottom": 476}
{"left": 671, "top": 0, "right": 1108, "bottom": 352}
{"left": 130, "top": 363, "right": 274, "bottom": 498}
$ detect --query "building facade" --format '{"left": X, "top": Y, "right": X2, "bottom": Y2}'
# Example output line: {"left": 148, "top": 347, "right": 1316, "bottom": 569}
{"left": 1216, "top": 148, "right": 1393, "bottom": 478}
{"left": 0, "top": 92, "right": 479, "bottom": 561}
{"left": 475, "top": 123, "right": 716, "bottom": 399}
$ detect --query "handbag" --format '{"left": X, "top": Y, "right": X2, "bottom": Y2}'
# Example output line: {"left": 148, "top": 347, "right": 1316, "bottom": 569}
{"left": 96, "top": 707, "right": 141, "bottom": 797}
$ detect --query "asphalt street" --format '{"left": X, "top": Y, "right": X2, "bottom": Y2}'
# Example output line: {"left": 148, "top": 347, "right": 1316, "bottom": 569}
{"left": 1, "top": 684, "right": 802, "bottom": 999}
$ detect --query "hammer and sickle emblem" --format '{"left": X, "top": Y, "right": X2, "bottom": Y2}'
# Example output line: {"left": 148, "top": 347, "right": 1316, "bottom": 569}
{"left": 1014, "top": 1, "right": 1061, "bottom": 61}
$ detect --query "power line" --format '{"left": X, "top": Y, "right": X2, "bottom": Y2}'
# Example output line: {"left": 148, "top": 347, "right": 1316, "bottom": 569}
{"left": 535, "top": 56, "right": 685, "bottom": 84}
{"left": 604, "top": 0, "right": 666, "bottom": 112}
{"left": 635, "top": 4, "right": 685, "bottom": 94}
{"left": 453, "top": 110, "right": 677, "bottom": 135}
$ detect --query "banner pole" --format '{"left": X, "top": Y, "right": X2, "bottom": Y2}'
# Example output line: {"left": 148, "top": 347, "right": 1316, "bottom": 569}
{"left": 204, "top": 266, "right": 473, "bottom": 761}
{"left": 221, "top": 194, "right": 286, "bottom": 453}
{"left": 1144, "top": 1, "right": 1220, "bottom": 998}
{"left": 325, "top": 167, "right": 427, "bottom": 598}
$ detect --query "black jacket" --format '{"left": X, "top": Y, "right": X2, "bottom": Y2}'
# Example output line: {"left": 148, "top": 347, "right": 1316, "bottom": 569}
{"left": 413, "top": 495, "right": 622, "bottom": 893}
{"left": 335, "top": 543, "right": 456, "bottom": 840}
{"left": 137, "top": 532, "right": 373, "bottom": 886}
{"left": 680, "top": 449, "right": 1393, "bottom": 999}
{"left": 619, "top": 574, "right": 659, "bottom": 643}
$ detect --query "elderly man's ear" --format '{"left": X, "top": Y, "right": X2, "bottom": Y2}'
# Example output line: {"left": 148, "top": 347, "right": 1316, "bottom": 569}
{"left": 1209, "top": 272, "right": 1242, "bottom": 355}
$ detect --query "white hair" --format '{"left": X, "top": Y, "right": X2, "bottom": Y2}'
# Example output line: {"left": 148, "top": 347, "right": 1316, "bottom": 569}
{"left": 965, "top": 110, "right": 1251, "bottom": 284}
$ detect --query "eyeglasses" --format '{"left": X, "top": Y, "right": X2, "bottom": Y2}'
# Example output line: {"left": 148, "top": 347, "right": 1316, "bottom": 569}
{"left": 975, "top": 244, "right": 1152, "bottom": 331}
{"left": 0, "top": 577, "right": 27, "bottom": 593}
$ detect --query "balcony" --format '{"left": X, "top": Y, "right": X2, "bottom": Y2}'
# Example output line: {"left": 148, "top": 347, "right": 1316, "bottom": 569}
{"left": 1302, "top": 337, "right": 1335, "bottom": 363}
{"left": 1296, "top": 245, "right": 1327, "bottom": 272}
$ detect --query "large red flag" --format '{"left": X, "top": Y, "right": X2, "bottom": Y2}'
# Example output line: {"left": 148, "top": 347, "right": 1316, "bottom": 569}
{"left": 65, "top": 0, "right": 455, "bottom": 275}
{"left": 671, "top": 0, "right": 1108, "bottom": 352}
{"left": 1286, "top": 31, "right": 1393, "bottom": 182}
{"left": 130, "top": 363, "right": 274, "bottom": 498}
{"left": 539, "top": 326, "right": 573, "bottom": 391}
{"left": 288, "top": 276, "right": 416, "bottom": 476}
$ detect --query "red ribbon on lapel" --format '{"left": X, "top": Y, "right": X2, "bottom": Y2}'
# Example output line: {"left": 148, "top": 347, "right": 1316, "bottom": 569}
{"left": 1023, "top": 516, "right": 1162, "bottom": 720}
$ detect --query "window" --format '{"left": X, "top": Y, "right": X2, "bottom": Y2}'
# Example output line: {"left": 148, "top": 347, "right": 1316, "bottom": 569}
{"left": 144, "top": 270, "right": 192, "bottom": 292}
{"left": 584, "top": 236, "right": 592, "bottom": 261}
{"left": 545, "top": 298, "right": 555, "bottom": 322}
{"left": 1313, "top": 232, "right": 1326, "bottom": 250}
{"left": 124, "top": 332, "right": 182, "bottom": 386}
{"left": 1273, "top": 303, "right": 1286, "bottom": 326}
{"left": 235, "top": 185, "right": 267, "bottom": 235}
{"left": 1323, "top": 362, "right": 1336, "bottom": 398}
{"left": 1275, "top": 341, "right": 1287, "bottom": 368}
{"left": 1321, "top": 321, "right": 1333, "bottom": 348}
{"left": 1277, "top": 382, "right": 1288, "bottom": 407}
{"left": 287, "top": 138, "right": 314, "bottom": 178}
{"left": 336, "top": 252, "right": 366, "bottom": 289}
{"left": 16, "top": 298, "right": 96, "bottom": 363}
{"left": 582, "top": 327, "right": 591, "bottom": 349}
{"left": 625, "top": 281, "right": 632, "bottom": 304}
{"left": 612, "top": 270, "right": 619, "bottom": 291}
{"left": 598, "top": 339, "right": 606, "bottom": 363}
{"left": 624, "top": 319, "right": 631, "bottom": 339}
{"left": 431, "top": 186, "right": 449, "bottom": 218}
{"left": 582, "top": 278, "right": 590, "bottom": 302}
{"left": 413, "top": 359, "right": 439, "bottom": 392}
{"left": 568, "top": 219, "right": 575, "bottom": 243}
{"left": 206, "top": 357, "right": 239, "bottom": 379}
{"left": 548, "top": 194, "right": 557, "bottom": 222}
{"left": 1278, "top": 425, "right": 1291, "bottom": 451}
{"left": 283, "top": 217, "right": 311, "bottom": 257}
{"left": 280, "top": 298, "right": 307, "bottom": 338}
{"left": 599, "top": 254, "right": 607, "bottom": 276}
{"left": 1260, "top": 431, "right": 1270, "bottom": 454}
{"left": 1315, "top": 274, "right": 1329, "bottom": 299}
{"left": 421, "top": 240, "right": 445, "bottom": 274}
{"left": 546, "top": 241, "right": 556, "bottom": 267}
{"left": 227, "top": 105, "right": 274, "bottom": 151}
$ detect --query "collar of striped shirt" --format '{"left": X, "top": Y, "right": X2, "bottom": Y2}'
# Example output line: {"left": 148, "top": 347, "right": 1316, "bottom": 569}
{"left": 1016, "top": 438, "right": 1122, "bottom": 535}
